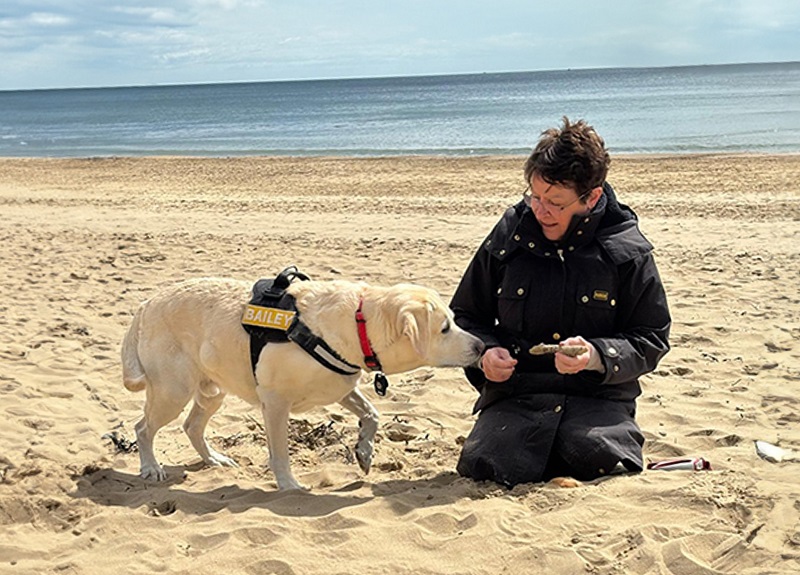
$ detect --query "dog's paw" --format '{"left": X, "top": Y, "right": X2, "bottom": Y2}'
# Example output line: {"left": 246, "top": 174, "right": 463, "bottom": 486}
{"left": 205, "top": 450, "right": 238, "bottom": 468}
{"left": 140, "top": 464, "right": 167, "bottom": 482}
{"left": 276, "top": 478, "right": 309, "bottom": 492}
{"left": 355, "top": 443, "right": 373, "bottom": 475}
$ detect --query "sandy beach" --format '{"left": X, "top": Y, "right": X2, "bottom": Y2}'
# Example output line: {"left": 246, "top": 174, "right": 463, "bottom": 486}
{"left": 1, "top": 154, "right": 799, "bottom": 574}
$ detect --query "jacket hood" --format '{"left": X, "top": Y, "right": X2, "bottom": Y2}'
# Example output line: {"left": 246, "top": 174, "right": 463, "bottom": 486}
{"left": 560, "top": 182, "right": 636, "bottom": 246}
{"left": 599, "top": 181, "right": 637, "bottom": 227}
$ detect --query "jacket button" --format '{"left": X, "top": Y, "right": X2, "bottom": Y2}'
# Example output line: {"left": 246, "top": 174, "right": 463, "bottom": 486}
{"left": 581, "top": 295, "right": 589, "bottom": 303}
{"left": 497, "top": 287, "right": 503, "bottom": 294}
{"left": 577, "top": 230, "right": 584, "bottom": 236}
{"left": 584, "top": 217, "right": 590, "bottom": 223}
{"left": 499, "top": 249, "right": 506, "bottom": 255}
{"left": 607, "top": 346, "right": 618, "bottom": 357}
{"left": 513, "top": 234, "right": 521, "bottom": 241}
{"left": 613, "top": 365, "right": 620, "bottom": 372}
{"left": 554, "top": 405, "right": 562, "bottom": 413}
{"left": 610, "top": 299, "right": 616, "bottom": 307}
{"left": 528, "top": 242, "right": 535, "bottom": 249}
{"left": 517, "top": 288, "right": 525, "bottom": 296}
{"left": 568, "top": 246, "right": 575, "bottom": 251}
{"left": 553, "top": 332, "right": 561, "bottom": 341}
{"left": 544, "top": 251, "right": 551, "bottom": 257}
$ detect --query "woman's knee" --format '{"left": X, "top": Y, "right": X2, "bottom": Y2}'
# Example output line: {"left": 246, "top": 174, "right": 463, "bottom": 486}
{"left": 456, "top": 406, "right": 551, "bottom": 487}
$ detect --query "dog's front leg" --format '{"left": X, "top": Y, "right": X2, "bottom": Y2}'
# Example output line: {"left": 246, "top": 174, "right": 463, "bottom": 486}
{"left": 256, "top": 388, "right": 305, "bottom": 491}
{"left": 338, "top": 388, "right": 379, "bottom": 474}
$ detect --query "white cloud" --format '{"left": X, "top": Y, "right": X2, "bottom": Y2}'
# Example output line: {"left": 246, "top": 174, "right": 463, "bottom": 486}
{"left": 28, "top": 12, "right": 71, "bottom": 26}
{"left": 0, "top": 0, "right": 798, "bottom": 90}
{"left": 197, "top": 0, "right": 262, "bottom": 9}
{"left": 158, "top": 47, "right": 213, "bottom": 63}
{"left": 111, "top": 7, "right": 182, "bottom": 25}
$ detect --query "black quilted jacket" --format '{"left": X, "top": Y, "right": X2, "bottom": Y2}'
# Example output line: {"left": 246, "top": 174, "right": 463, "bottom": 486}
{"left": 451, "top": 183, "right": 671, "bottom": 411}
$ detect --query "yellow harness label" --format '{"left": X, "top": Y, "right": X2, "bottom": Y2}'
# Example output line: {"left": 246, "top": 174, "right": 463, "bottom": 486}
{"left": 242, "top": 304, "right": 296, "bottom": 331}
{"left": 593, "top": 290, "right": 610, "bottom": 302}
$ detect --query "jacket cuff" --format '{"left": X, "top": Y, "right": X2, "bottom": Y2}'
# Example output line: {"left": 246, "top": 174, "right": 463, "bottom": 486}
{"left": 587, "top": 338, "right": 628, "bottom": 384}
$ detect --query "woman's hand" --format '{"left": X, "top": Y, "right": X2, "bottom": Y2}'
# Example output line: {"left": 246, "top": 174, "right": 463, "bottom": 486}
{"left": 480, "top": 347, "right": 518, "bottom": 382}
{"left": 554, "top": 336, "right": 603, "bottom": 374}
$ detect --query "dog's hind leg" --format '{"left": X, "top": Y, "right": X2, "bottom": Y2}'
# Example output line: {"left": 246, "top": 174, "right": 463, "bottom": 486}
{"left": 339, "top": 388, "right": 380, "bottom": 475}
{"left": 136, "top": 380, "right": 194, "bottom": 481}
{"left": 257, "top": 388, "right": 304, "bottom": 491}
{"left": 183, "top": 384, "right": 238, "bottom": 469}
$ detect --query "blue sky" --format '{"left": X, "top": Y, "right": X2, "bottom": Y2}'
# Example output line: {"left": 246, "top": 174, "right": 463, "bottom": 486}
{"left": 1, "top": 0, "right": 798, "bottom": 90}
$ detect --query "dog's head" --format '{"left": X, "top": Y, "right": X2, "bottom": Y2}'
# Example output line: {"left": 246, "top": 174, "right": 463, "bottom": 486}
{"left": 370, "top": 284, "right": 484, "bottom": 374}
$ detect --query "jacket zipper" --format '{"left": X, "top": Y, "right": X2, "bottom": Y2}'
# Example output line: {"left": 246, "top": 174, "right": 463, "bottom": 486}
{"left": 557, "top": 249, "right": 567, "bottom": 340}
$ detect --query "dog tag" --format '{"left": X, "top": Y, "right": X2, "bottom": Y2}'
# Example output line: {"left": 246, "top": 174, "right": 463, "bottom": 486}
{"left": 373, "top": 373, "right": 389, "bottom": 396}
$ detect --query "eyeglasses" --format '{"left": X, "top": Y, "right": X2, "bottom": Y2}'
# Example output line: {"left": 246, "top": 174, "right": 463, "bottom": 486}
{"left": 523, "top": 184, "right": 592, "bottom": 216}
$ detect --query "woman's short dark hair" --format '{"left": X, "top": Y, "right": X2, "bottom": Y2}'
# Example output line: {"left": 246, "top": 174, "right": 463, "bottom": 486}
{"left": 523, "top": 117, "right": 610, "bottom": 194}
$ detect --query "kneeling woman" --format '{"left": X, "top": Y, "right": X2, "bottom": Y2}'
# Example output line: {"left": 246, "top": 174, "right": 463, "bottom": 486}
{"left": 451, "top": 117, "right": 671, "bottom": 487}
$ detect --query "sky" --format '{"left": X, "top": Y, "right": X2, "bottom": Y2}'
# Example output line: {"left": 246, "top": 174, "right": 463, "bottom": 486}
{"left": 1, "top": 0, "right": 798, "bottom": 91}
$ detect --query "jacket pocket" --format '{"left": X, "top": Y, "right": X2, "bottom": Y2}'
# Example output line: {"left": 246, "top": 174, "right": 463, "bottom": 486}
{"left": 574, "top": 286, "right": 617, "bottom": 334}
{"left": 496, "top": 276, "right": 530, "bottom": 334}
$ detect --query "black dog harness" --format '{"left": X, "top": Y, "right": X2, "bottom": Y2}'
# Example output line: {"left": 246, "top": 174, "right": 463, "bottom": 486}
{"left": 241, "top": 267, "right": 389, "bottom": 395}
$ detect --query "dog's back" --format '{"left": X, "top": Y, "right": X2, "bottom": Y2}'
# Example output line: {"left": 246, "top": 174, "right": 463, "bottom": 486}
{"left": 121, "top": 278, "right": 253, "bottom": 394}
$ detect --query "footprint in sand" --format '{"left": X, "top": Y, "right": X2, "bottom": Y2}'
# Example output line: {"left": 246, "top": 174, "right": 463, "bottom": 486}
{"left": 411, "top": 511, "right": 479, "bottom": 549}
{"left": 233, "top": 527, "right": 282, "bottom": 547}
{"left": 277, "top": 512, "right": 368, "bottom": 547}
{"left": 661, "top": 532, "right": 743, "bottom": 575}
{"left": 245, "top": 560, "right": 296, "bottom": 575}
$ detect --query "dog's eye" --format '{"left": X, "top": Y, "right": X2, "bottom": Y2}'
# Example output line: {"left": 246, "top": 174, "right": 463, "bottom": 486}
{"left": 441, "top": 321, "right": 451, "bottom": 334}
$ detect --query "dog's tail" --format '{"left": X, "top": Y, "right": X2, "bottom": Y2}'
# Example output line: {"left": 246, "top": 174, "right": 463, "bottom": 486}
{"left": 121, "top": 304, "right": 148, "bottom": 392}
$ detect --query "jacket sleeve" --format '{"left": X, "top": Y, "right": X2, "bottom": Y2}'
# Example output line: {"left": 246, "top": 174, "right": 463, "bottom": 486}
{"left": 586, "top": 252, "right": 671, "bottom": 385}
{"left": 450, "top": 241, "right": 503, "bottom": 392}
{"left": 450, "top": 237, "right": 503, "bottom": 350}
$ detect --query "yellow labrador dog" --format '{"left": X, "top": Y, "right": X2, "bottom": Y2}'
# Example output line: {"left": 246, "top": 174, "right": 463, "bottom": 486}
{"left": 121, "top": 276, "right": 484, "bottom": 490}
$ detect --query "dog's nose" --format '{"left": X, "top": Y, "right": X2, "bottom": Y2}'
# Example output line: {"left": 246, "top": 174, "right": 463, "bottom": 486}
{"left": 472, "top": 339, "right": 486, "bottom": 356}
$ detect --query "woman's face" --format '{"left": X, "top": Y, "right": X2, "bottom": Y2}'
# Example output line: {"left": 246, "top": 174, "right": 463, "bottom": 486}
{"left": 528, "top": 173, "right": 598, "bottom": 242}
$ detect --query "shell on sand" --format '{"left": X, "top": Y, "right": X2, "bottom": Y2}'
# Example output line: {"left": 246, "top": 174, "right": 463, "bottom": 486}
{"left": 754, "top": 440, "right": 793, "bottom": 463}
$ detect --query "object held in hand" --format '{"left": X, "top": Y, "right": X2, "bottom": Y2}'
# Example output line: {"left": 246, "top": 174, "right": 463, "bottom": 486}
{"left": 528, "top": 344, "right": 588, "bottom": 357}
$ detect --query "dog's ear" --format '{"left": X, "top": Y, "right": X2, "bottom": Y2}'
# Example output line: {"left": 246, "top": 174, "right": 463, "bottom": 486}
{"left": 401, "top": 301, "right": 432, "bottom": 358}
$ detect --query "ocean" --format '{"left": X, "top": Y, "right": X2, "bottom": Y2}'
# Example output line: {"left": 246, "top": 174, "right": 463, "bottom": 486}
{"left": 1, "top": 62, "right": 798, "bottom": 157}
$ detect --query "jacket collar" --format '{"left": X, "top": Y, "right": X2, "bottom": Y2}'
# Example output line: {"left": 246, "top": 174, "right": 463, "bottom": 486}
{"left": 512, "top": 182, "right": 648, "bottom": 261}
{"left": 515, "top": 186, "right": 606, "bottom": 257}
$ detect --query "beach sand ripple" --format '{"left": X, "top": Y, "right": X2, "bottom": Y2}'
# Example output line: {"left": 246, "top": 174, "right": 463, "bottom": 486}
{"left": 1, "top": 155, "right": 799, "bottom": 574}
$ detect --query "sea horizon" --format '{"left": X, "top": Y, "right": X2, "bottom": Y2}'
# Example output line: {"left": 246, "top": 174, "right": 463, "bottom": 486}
{"left": 3, "top": 59, "right": 797, "bottom": 94}
{"left": 2, "top": 61, "right": 799, "bottom": 157}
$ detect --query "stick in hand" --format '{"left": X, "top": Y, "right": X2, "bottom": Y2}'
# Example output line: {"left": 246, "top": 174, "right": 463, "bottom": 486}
{"left": 528, "top": 343, "right": 588, "bottom": 357}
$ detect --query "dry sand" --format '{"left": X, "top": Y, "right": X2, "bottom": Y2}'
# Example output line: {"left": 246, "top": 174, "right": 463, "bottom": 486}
{"left": 1, "top": 154, "right": 799, "bottom": 574}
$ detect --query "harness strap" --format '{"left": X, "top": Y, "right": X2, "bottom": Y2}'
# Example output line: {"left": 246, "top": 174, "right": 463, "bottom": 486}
{"left": 249, "top": 330, "right": 274, "bottom": 372}
{"left": 243, "top": 270, "right": 388, "bottom": 395}
{"left": 285, "top": 317, "right": 361, "bottom": 376}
